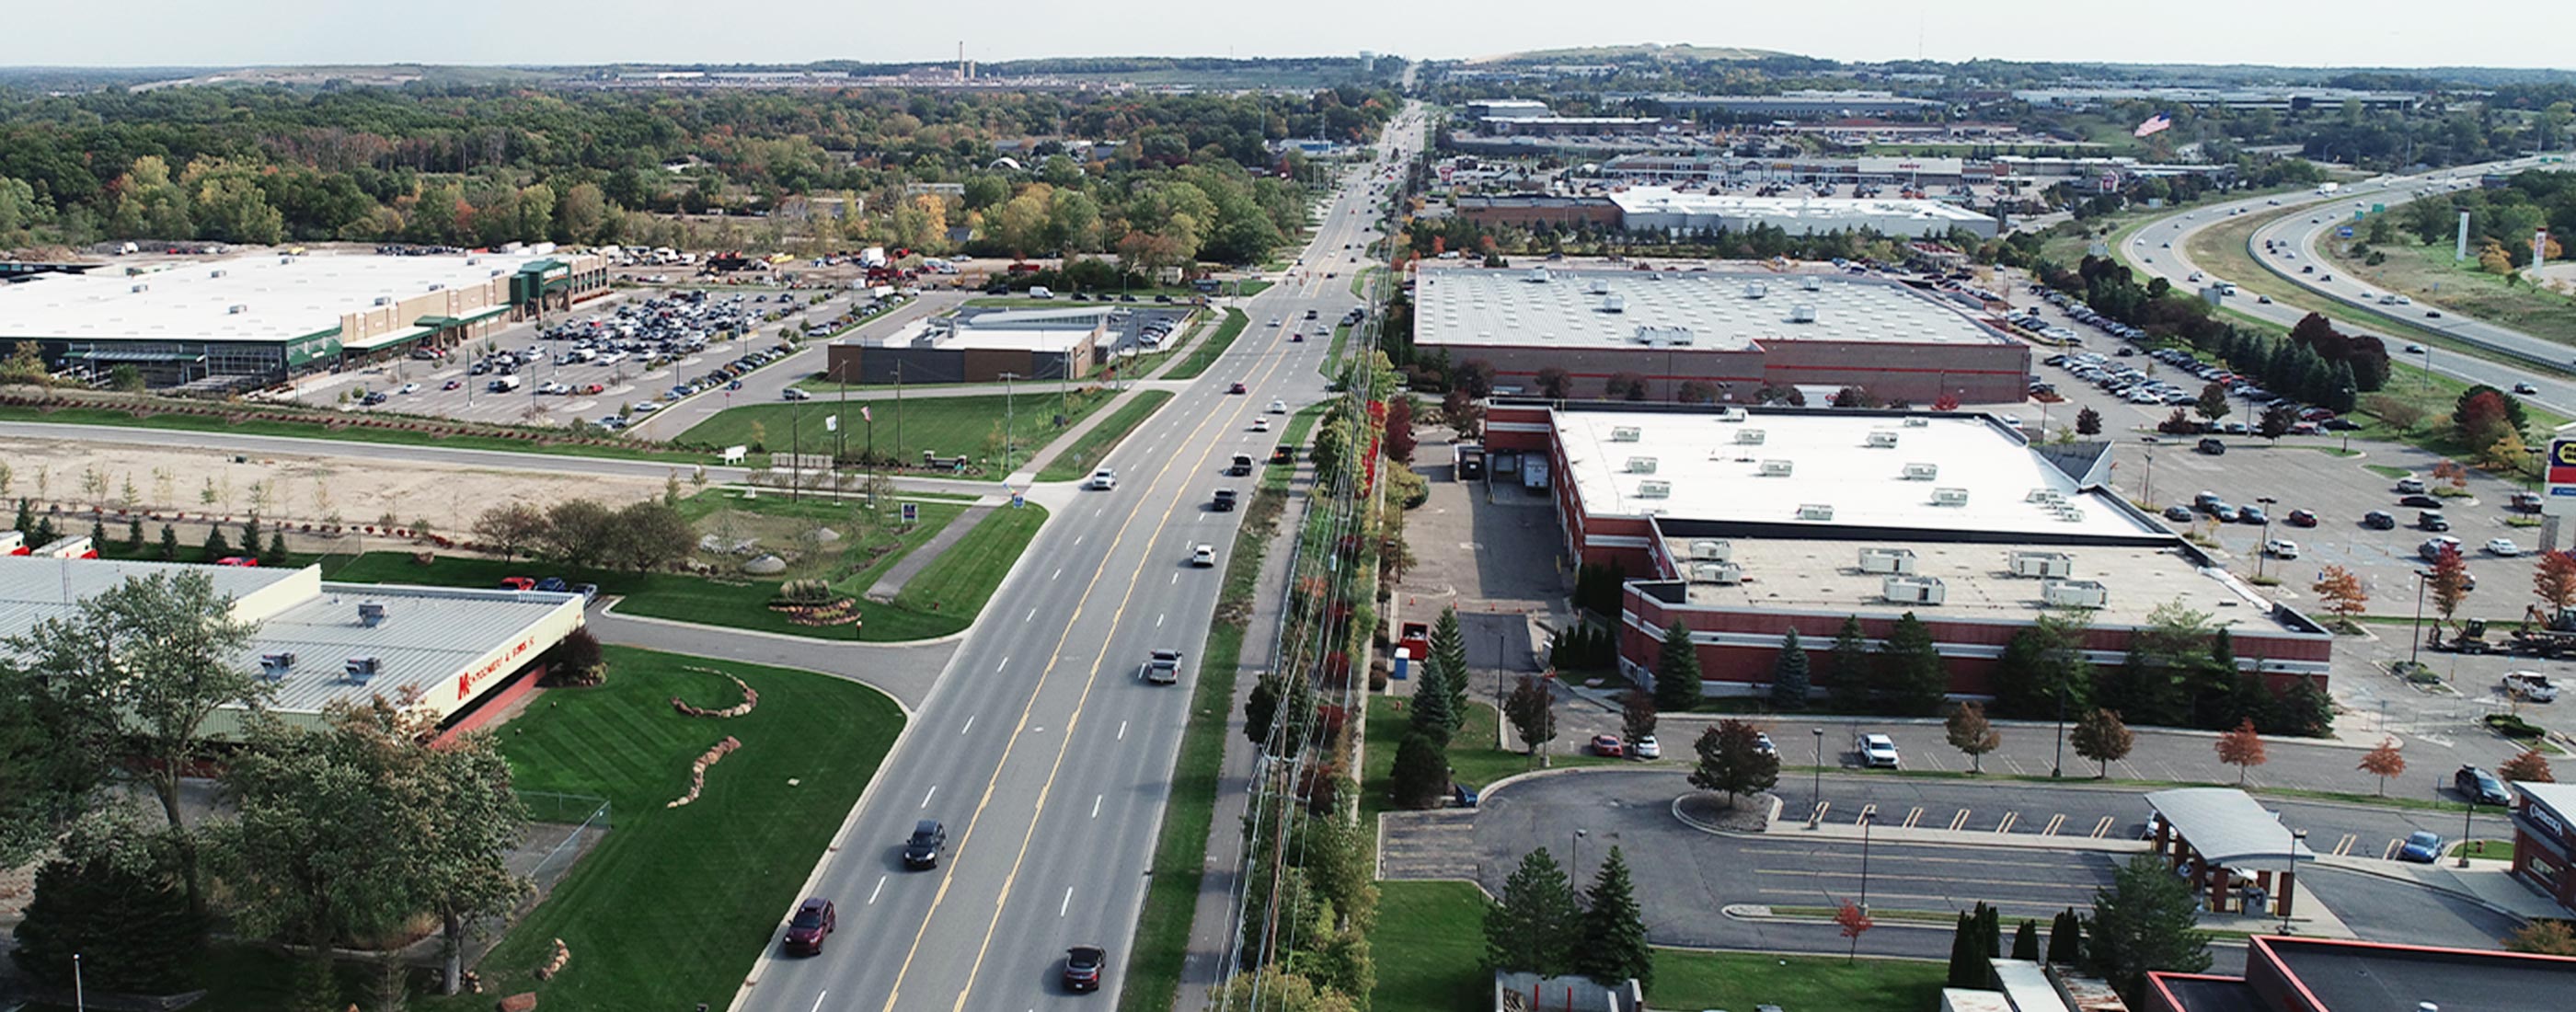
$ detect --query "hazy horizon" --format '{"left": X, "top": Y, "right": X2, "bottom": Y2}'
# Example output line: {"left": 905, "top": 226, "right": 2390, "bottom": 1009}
{"left": 7, "top": 1, "right": 2573, "bottom": 74}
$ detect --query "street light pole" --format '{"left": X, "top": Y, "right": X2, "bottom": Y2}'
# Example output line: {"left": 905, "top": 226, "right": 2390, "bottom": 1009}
{"left": 2459, "top": 798, "right": 2477, "bottom": 868}
{"left": 2282, "top": 827, "right": 2307, "bottom": 932}
{"left": 1572, "top": 828, "right": 1588, "bottom": 881}
{"left": 2410, "top": 570, "right": 2430, "bottom": 666}
{"left": 1000, "top": 372, "right": 1020, "bottom": 474}
{"left": 2052, "top": 682, "right": 2067, "bottom": 778}
{"left": 1811, "top": 728, "right": 1824, "bottom": 814}
{"left": 2255, "top": 496, "right": 2279, "bottom": 581}
{"left": 1858, "top": 811, "right": 1875, "bottom": 914}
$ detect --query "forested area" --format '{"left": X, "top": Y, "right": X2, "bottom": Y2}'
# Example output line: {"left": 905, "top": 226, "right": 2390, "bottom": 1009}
{"left": 0, "top": 83, "right": 1400, "bottom": 266}
{"left": 2390, "top": 169, "right": 2576, "bottom": 269}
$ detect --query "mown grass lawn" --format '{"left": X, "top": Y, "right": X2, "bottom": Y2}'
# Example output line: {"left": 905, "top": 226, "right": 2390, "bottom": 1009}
{"left": 1038, "top": 390, "right": 1175, "bottom": 482}
{"left": 1359, "top": 695, "right": 1615, "bottom": 829}
{"left": 676, "top": 388, "right": 1119, "bottom": 478}
{"left": 1164, "top": 309, "right": 1249, "bottom": 381}
{"left": 408, "top": 646, "right": 905, "bottom": 1010}
{"left": 1370, "top": 881, "right": 1947, "bottom": 1012}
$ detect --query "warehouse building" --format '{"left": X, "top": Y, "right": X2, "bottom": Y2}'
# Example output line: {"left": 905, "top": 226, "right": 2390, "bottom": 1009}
{"left": 1412, "top": 267, "right": 2031, "bottom": 405}
{"left": 1598, "top": 155, "right": 1972, "bottom": 189}
{"left": 0, "top": 248, "right": 610, "bottom": 388}
{"left": 1476, "top": 402, "right": 2332, "bottom": 699}
{"left": 2144, "top": 936, "right": 2573, "bottom": 1012}
{"left": 1607, "top": 186, "right": 1998, "bottom": 239}
{"left": 0, "top": 554, "right": 587, "bottom": 742}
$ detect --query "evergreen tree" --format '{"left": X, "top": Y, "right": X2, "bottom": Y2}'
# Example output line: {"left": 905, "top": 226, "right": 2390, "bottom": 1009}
{"left": 1577, "top": 847, "right": 1653, "bottom": 988}
{"left": 1409, "top": 670, "right": 1455, "bottom": 746}
{"left": 1948, "top": 912, "right": 1987, "bottom": 988}
{"left": 2280, "top": 678, "right": 2335, "bottom": 738}
{"left": 156, "top": 523, "right": 179, "bottom": 560}
{"left": 11, "top": 498, "right": 29, "bottom": 535}
{"left": 1484, "top": 848, "right": 1581, "bottom": 976}
{"left": 201, "top": 524, "right": 231, "bottom": 558}
{"left": 2047, "top": 908, "right": 2084, "bottom": 964}
{"left": 241, "top": 515, "right": 261, "bottom": 553}
{"left": 126, "top": 517, "right": 145, "bottom": 552}
{"left": 1653, "top": 620, "right": 1704, "bottom": 711}
{"left": 10, "top": 856, "right": 207, "bottom": 993}
{"left": 88, "top": 518, "right": 107, "bottom": 551}
{"left": 1883, "top": 612, "right": 1949, "bottom": 716}
{"left": 1430, "top": 607, "right": 1470, "bottom": 737}
{"left": 1770, "top": 627, "right": 1811, "bottom": 711}
{"left": 2190, "top": 627, "right": 2240, "bottom": 730}
{"left": 263, "top": 530, "right": 289, "bottom": 567}
{"left": 2012, "top": 920, "right": 2041, "bottom": 961}
{"left": 1389, "top": 730, "right": 1453, "bottom": 810}
{"left": 1828, "top": 615, "right": 1873, "bottom": 713}
{"left": 2084, "top": 854, "right": 2214, "bottom": 1002}
{"left": 30, "top": 515, "right": 56, "bottom": 546}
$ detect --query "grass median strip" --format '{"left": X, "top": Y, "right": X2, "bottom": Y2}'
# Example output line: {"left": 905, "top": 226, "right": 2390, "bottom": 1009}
{"left": 1165, "top": 308, "right": 1249, "bottom": 381}
{"left": 1117, "top": 484, "right": 1286, "bottom": 1012}
{"left": 1038, "top": 390, "right": 1175, "bottom": 482}
{"left": 678, "top": 388, "right": 1119, "bottom": 478}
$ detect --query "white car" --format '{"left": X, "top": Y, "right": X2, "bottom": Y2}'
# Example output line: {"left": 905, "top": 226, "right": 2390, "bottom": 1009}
{"left": 397, "top": 383, "right": 420, "bottom": 395}
{"left": 781, "top": 387, "right": 812, "bottom": 401}
{"left": 1190, "top": 544, "right": 1216, "bottom": 568}
{"left": 2487, "top": 538, "right": 2522, "bottom": 557}
{"left": 1268, "top": 399, "right": 1288, "bottom": 414}
{"left": 1085, "top": 468, "right": 1119, "bottom": 490}
{"left": 2504, "top": 671, "right": 2560, "bottom": 703}
{"left": 2264, "top": 539, "right": 2300, "bottom": 559}
{"left": 1252, "top": 417, "right": 1271, "bottom": 431}
{"left": 1632, "top": 735, "right": 1662, "bottom": 760}
{"left": 1857, "top": 733, "right": 1901, "bottom": 769}
{"left": 630, "top": 401, "right": 662, "bottom": 413}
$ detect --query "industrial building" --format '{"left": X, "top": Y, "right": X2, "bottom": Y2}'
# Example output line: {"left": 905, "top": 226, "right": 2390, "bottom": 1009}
{"left": 0, "top": 554, "right": 587, "bottom": 741}
{"left": 1599, "top": 155, "right": 1971, "bottom": 189}
{"left": 1476, "top": 402, "right": 2332, "bottom": 699}
{"left": 2144, "top": 936, "right": 2573, "bottom": 1012}
{"left": 1455, "top": 194, "right": 1623, "bottom": 229}
{"left": 1412, "top": 267, "right": 2031, "bottom": 404}
{"left": 1637, "top": 91, "right": 1946, "bottom": 121}
{"left": 0, "top": 248, "right": 610, "bottom": 388}
{"left": 2011, "top": 86, "right": 2421, "bottom": 112}
{"left": 823, "top": 305, "right": 1191, "bottom": 385}
{"left": 1607, "top": 187, "right": 1999, "bottom": 239}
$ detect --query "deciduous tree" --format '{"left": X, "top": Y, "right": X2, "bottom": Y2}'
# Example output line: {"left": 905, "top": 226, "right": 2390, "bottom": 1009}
{"left": 1688, "top": 719, "right": 1780, "bottom": 808}
{"left": 2500, "top": 747, "right": 2556, "bottom": 784}
{"left": 2071, "top": 707, "right": 2134, "bottom": 779}
{"left": 2430, "top": 543, "right": 2471, "bottom": 622}
{"left": 2505, "top": 920, "right": 2576, "bottom": 956}
{"left": 1834, "top": 900, "right": 1874, "bottom": 963}
{"left": 2358, "top": 737, "right": 2407, "bottom": 795}
{"left": 2194, "top": 382, "right": 2231, "bottom": 421}
{"left": 473, "top": 501, "right": 549, "bottom": 559}
{"left": 1504, "top": 675, "right": 1556, "bottom": 756}
{"left": 2215, "top": 718, "right": 2267, "bottom": 785}
{"left": 2536, "top": 551, "right": 2576, "bottom": 613}
{"left": 1619, "top": 691, "right": 1657, "bottom": 752}
{"left": 608, "top": 500, "right": 696, "bottom": 572}
{"left": 2312, "top": 565, "right": 2369, "bottom": 620}
{"left": 1945, "top": 702, "right": 2003, "bottom": 773}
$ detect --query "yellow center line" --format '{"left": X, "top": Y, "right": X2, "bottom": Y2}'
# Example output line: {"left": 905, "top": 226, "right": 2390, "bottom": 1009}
{"left": 874, "top": 277, "right": 1317, "bottom": 1012}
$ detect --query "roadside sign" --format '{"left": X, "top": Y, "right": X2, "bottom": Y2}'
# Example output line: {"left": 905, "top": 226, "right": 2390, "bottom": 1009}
{"left": 2547, "top": 439, "right": 2576, "bottom": 516}
{"left": 2337, "top": 226, "right": 2355, "bottom": 239}
{"left": 901, "top": 502, "right": 918, "bottom": 524}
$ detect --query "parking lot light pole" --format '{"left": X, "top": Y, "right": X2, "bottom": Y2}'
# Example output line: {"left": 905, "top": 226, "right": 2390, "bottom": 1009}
{"left": 2283, "top": 827, "right": 2307, "bottom": 932}
{"left": 1811, "top": 728, "right": 1824, "bottom": 813}
{"left": 1857, "top": 811, "right": 1875, "bottom": 914}
{"left": 2254, "top": 497, "right": 2279, "bottom": 581}
{"left": 2409, "top": 570, "right": 2431, "bottom": 667}
{"left": 2052, "top": 683, "right": 2067, "bottom": 778}
{"left": 2460, "top": 798, "right": 2477, "bottom": 868}
{"left": 1572, "top": 828, "right": 1588, "bottom": 880}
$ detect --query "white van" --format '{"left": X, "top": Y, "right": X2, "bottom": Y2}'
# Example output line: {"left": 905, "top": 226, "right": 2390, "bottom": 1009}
{"left": 1028, "top": 286, "right": 1054, "bottom": 299}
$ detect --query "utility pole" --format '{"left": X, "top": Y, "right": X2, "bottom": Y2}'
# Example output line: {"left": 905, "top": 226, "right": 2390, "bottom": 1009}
{"left": 1001, "top": 372, "right": 1020, "bottom": 474}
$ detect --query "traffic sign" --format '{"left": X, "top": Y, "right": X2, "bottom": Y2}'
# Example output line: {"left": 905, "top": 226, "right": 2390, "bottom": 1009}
{"left": 2337, "top": 226, "right": 2354, "bottom": 238}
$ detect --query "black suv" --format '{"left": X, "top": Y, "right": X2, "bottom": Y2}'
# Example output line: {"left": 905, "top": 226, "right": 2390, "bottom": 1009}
{"left": 902, "top": 819, "right": 948, "bottom": 868}
{"left": 2455, "top": 765, "right": 2513, "bottom": 806}
{"left": 1064, "top": 944, "right": 1107, "bottom": 992}
{"left": 2361, "top": 511, "right": 2397, "bottom": 530}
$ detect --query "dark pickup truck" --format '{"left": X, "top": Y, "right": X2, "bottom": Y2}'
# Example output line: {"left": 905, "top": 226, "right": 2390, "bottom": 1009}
{"left": 1212, "top": 489, "right": 1238, "bottom": 512}
{"left": 1226, "top": 454, "right": 1255, "bottom": 477}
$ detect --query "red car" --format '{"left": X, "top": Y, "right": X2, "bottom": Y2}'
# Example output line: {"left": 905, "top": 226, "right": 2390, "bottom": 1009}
{"left": 214, "top": 556, "right": 259, "bottom": 567}
{"left": 498, "top": 576, "right": 537, "bottom": 592}
{"left": 442, "top": 380, "right": 463, "bottom": 391}
{"left": 1290, "top": 333, "right": 1305, "bottom": 342}
{"left": 782, "top": 897, "right": 834, "bottom": 955}
{"left": 1228, "top": 381, "right": 1248, "bottom": 394}
{"left": 2284, "top": 510, "right": 2318, "bottom": 528}
{"left": 1591, "top": 734, "right": 1625, "bottom": 758}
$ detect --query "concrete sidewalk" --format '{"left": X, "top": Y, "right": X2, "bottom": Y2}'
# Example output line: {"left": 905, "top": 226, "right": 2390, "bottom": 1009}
{"left": 2316, "top": 853, "right": 2566, "bottom": 920}
{"left": 865, "top": 501, "right": 997, "bottom": 601}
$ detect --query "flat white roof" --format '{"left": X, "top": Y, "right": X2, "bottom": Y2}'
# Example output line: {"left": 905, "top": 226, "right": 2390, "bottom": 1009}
{"left": 0, "top": 250, "right": 561, "bottom": 344}
{"left": 855, "top": 317, "right": 1092, "bottom": 354}
{"left": 1673, "top": 536, "right": 2274, "bottom": 627}
{"left": 1414, "top": 267, "right": 2009, "bottom": 352}
{"left": 1554, "top": 409, "right": 2155, "bottom": 539}
{"left": 1606, "top": 186, "right": 1996, "bottom": 226}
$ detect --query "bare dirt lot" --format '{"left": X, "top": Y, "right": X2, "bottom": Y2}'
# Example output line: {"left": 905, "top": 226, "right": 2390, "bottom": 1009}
{"left": 0, "top": 434, "right": 669, "bottom": 537}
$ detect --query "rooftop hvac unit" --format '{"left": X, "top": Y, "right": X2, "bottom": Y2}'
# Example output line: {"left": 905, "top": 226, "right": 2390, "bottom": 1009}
{"left": 1689, "top": 539, "right": 1732, "bottom": 561}
{"left": 1789, "top": 304, "right": 1817, "bottom": 323}
{"left": 1599, "top": 294, "right": 1627, "bottom": 314}
{"left": 357, "top": 602, "right": 386, "bottom": 627}
{"left": 1626, "top": 456, "right": 1658, "bottom": 474}
{"left": 1797, "top": 503, "right": 1834, "bottom": 521}
{"left": 1759, "top": 459, "right": 1794, "bottom": 477}
{"left": 1902, "top": 416, "right": 1931, "bottom": 428}
{"left": 1744, "top": 282, "right": 1769, "bottom": 299}
{"left": 210, "top": 269, "right": 227, "bottom": 279}
{"left": 1691, "top": 561, "right": 1744, "bottom": 585}
{"left": 1881, "top": 575, "right": 1947, "bottom": 605}
{"left": 258, "top": 652, "right": 296, "bottom": 681}
{"left": 1609, "top": 426, "right": 1642, "bottom": 442}
{"left": 1858, "top": 546, "right": 1918, "bottom": 574}
{"left": 2042, "top": 579, "right": 2109, "bottom": 609}
{"left": 2055, "top": 507, "right": 2087, "bottom": 523}
{"left": 1637, "top": 479, "right": 1671, "bottom": 499}
{"left": 427, "top": 283, "right": 444, "bottom": 292}
{"left": 1525, "top": 267, "right": 1550, "bottom": 283}
{"left": 2010, "top": 551, "right": 2075, "bottom": 578}
{"left": 1931, "top": 488, "right": 1972, "bottom": 507}
{"left": 1589, "top": 279, "right": 1611, "bottom": 294}
{"left": 1865, "top": 431, "right": 1900, "bottom": 448}
{"left": 226, "top": 305, "right": 247, "bottom": 315}
{"left": 130, "top": 283, "right": 148, "bottom": 293}
{"left": 373, "top": 295, "right": 393, "bottom": 306}
{"left": 1736, "top": 429, "right": 1767, "bottom": 445}
{"left": 1718, "top": 407, "right": 1748, "bottom": 422}
{"left": 280, "top": 255, "right": 293, "bottom": 264}
{"left": 1901, "top": 462, "right": 1939, "bottom": 480}
{"left": 345, "top": 656, "right": 381, "bottom": 684}
{"left": 1801, "top": 275, "right": 1823, "bottom": 292}
{"left": 2026, "top": 488, "right": 2065, "bottom": 504}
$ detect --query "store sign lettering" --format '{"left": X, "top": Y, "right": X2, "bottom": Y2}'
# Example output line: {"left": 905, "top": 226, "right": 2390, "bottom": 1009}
{"left": 455, "top": 633, "right": 538, "bottom": 701}
{"left": 2536, "top": 804, "right": 2568, "bottom": 841}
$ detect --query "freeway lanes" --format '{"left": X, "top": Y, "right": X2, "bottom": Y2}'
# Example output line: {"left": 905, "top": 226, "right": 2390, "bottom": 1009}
{"left": 2122, "top": 155, "right": 2576, "bottom": 415}
{"left": 732, "top": 105, "right": 1424, "bottom": 1012}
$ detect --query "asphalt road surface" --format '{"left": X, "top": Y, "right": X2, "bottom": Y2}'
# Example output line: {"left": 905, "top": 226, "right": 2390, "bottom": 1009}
{"left": 730, "top": 104, "right": 1430, "bottom": 1012}
{"left": 2124, "top": 154, "right": 2576, "bottom": 415}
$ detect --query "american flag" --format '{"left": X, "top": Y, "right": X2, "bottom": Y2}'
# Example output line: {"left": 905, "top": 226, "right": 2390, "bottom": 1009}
{"left": 2133, "top": 113, "right": 2173, "bottom": 138}
{"left": 859, "top": 405, "right": 872, "bottom": 423}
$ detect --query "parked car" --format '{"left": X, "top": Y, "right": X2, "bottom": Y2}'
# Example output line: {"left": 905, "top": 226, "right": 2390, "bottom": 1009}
{"left": 1631, "top": 735, "right": 1662, "bottom": 759}
{"left": 213, "top": 556, "right": 259, "bottom": 567}
{"left": 2396, "top": 477, "right": 2429, "bottom": 494}
{"left": 2455, "top": 765, "right": 2514, "bottom": 806}
{"left": 2284, "top": 510, "right": 2317, "bottom": 528}
{"left": 1590, "top": 734, "right": 1626, "bottom": 758}
{"left": 2504, "top": 671, "right": 2561, "bottom": 703}
{"left": 2487, "top": 538, "right": 2522, "bottom": 557}
{"left": 902, "top": 820, "right": 948, "bottom": 868}
{"left": 782, "top": 897, "right": 835, "bottom": 955}
{"left": 2362, "top": 511, "right": 2397, "bottom": 530}
{"left": 2163, "top": 505, "right": 2194, "bottom": 522}
{"left": 2396, "top": 830, "right": 2444, "bottom": 864}
{"left": 2399, "top": 494, "right": 2444, "bottom": 510}
{"left": 497, "top": 576, "right": 537, "bottom": 592}
{"left": 2264, "top": 539, "right": 2300, "bottom": 558}
{"left": 533, "top": 577, "right": 571, "bottom": 593}
{"left": 1063, "top": 944, "right": 1107, "bottom": 993}
{"left": 1857, "top": 733, "right": 1901, "bottom": 769}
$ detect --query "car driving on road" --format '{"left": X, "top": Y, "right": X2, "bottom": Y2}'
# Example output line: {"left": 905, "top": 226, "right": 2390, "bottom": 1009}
{"left": 2455, "top": 765, "right": 2513, "bottom": 806}
{"left": 1085, "top": 468, "right": 1118, "bottom": 490}
{"left": 782, "top": 897, "right": 834, "bottom": 955}
{"left": 1142, "top": 649, "right": 1182, "bottom": 685}
{"left": 902, "top": 820, "right": 948, "bottom": 868}
{"left": 1064, "top": 944, "right": 1107, "bottom": 993}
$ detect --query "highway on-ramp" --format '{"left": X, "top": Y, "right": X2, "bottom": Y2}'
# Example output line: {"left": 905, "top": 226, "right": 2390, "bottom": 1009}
{"left": 730, "top": 104, "right": 1428, "bottom": 1012}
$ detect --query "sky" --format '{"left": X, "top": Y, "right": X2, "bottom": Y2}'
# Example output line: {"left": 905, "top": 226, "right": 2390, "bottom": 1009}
{"left": 6, "top": 1, "right": 2572, "bottom": 72}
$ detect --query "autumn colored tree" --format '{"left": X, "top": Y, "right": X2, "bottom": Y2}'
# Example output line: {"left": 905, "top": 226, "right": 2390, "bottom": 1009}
{"left": 1945, "top": 702, "right": 2003, "bottom": 774}
{"left": 2429, "top": 544, "right": 2471, "bottom": 623}
{"left": 1383, "top": 397, "right": 1417, "bottom": 464}
{"left": 2311, "top": 566, "right": 2369, "bottom": 620}
{"left": 2536, "top": 551, "right": 2576, "bottom": 613}
{"left": 2505, "top": 920, "right": 2576, "bottom": 956}
{"left": 1932, "top": 393, "right": 1961, "bottom": 412}
{"left": 2357, "top": 738, "right": 2407, "bottom": 796}
{"left": 2455, "top": 391, "right": 2514, "bottom": 453}
{"left": 2215, "top": 719, "right": 2267, "bottom": 786}
{"left": 2500, "top": 747, "right": 2556, "bottom": 784}
{"left": 2071, "top": 707, "right": 2134, "bottom": 779}
{"left": 1834, "top": 900, "right": 1875, "bottom": 963}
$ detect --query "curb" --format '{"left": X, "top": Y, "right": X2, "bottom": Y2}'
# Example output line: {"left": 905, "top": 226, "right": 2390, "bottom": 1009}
{"left": 593, "top": 597, "right": 977, "bottom": 649}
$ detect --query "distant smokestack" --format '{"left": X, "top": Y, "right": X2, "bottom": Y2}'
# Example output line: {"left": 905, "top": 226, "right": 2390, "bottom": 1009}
{"left": 958, "top": 41, "right": 966, "bottom": 82}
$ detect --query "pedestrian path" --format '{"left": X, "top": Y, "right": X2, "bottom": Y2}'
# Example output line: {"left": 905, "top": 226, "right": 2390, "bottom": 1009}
{"left": 865, "top": 501, "right": 998, "bottom": 602}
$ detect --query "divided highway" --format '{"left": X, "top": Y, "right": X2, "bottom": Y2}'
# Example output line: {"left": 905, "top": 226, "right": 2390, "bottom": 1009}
{"left": 2123, "top": 154, "right": 2576, "bottom": 414}
{"left": 732, "top": 105, "right": 1427, "bottom": 1012}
